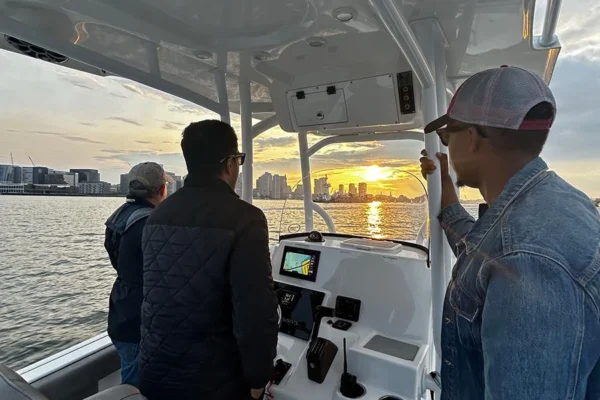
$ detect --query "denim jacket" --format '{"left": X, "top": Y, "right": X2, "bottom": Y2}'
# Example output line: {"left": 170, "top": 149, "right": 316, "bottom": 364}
{"left": 438, "top": 157, "right": 600, "bottom": 400}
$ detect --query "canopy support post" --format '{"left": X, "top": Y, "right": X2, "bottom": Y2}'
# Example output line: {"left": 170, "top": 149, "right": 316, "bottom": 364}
{"left": 298, "top": 131, "right": 314, "bottom": 232}
{"left": 240, "top": 53, "right": 253, "bottom": 203}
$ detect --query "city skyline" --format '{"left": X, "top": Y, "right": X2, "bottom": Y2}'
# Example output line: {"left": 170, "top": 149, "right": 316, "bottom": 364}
{"left": 1, "top": 1, "right": 599, "bottom": 199}
{"left": 3, "top": 161, "right": 599, "bottom": 204}
{"left": 0, "top": 162, "right": 186, "bottom": 196}
{"left": 0, "top": 161, "right": 414, "bottom": 199}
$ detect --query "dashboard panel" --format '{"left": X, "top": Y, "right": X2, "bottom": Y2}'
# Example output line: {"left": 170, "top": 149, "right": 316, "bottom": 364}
{"left": 275, "top": 282, "right": 325, "bottom": 341}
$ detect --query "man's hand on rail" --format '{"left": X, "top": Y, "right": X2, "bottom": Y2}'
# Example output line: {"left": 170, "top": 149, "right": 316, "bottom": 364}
{"left": 419, "top": 149, "right": 459, "bottom": 210}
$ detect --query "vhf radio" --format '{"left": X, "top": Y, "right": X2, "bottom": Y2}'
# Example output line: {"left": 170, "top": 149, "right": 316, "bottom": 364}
{"left": 340, "top": 338, "right": 364, "bottom": 398}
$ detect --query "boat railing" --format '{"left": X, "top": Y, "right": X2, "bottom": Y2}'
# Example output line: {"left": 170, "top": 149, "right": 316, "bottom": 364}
{"left": 539, "top": 0, "right": 563, "bottom": 47}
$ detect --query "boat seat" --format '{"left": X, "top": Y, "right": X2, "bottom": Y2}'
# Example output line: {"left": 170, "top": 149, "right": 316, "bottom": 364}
{"left": 83, "top": 384, "right": 146, "bottom": 400}
{"left": 0, "top": 363, "right": 49, "bottom": 400}
{"left": 0, "top": 363, "right": 146, "bottom": 400}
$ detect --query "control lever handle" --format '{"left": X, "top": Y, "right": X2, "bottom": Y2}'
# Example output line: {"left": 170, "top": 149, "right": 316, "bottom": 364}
{"left": 309, "top": 305, "right": 334, "bottom": 343}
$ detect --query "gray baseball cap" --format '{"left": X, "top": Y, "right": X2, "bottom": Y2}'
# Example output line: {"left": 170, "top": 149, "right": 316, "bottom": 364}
{"left": 128, "top": 162, "right": 173, "bottom": 196}
{"left": 425, "top": 66, "right": 556, "bottom": 133}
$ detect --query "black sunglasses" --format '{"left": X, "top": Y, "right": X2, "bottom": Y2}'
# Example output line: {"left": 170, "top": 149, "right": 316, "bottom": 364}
{"left": 436, "top": 124, "right": 489, "bottom": 146}
{"left": 435, "top": 124, "right": 470, "bottom": 146}
{"left": 219, "top": 153, "right": 246, "bottom": 166}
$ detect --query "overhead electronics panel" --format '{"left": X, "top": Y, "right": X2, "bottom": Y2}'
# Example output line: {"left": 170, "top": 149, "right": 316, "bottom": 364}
{"left": 285, "top": 72, "right": 421, "bottom": 134}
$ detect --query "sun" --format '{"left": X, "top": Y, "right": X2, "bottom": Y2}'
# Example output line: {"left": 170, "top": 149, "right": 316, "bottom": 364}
{"left": 363, "top": 165, "right": 391, "bottom": 182}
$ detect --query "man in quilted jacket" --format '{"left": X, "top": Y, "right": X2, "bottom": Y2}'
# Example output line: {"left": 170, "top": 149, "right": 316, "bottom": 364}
{"left": 138, "top": 120, "right": 279, "bottom": 400}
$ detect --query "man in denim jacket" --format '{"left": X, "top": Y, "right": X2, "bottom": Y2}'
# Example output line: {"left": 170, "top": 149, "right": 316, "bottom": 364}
{"left": 420, "top": 66, "right": 600, "bottom": 399}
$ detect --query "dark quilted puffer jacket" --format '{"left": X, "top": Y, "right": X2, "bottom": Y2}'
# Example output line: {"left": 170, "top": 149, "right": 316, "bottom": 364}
{"left": 138, "top": 176, "right": 279, "bottom": 400}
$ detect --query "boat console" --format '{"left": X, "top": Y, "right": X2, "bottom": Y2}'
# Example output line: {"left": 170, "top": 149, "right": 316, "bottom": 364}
{"left": 270, "top": 233, "right": 431, "bottom": 400}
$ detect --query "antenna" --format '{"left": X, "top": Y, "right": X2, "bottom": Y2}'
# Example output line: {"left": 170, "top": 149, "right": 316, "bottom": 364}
{"left": 343, "top": 338, "right": 348, "bottom": 375}
{"left": 28, "top": 156, "right": 36, "bottom": 167}
{"left": 10, "top": 152, "right": 14, "bottom": 166}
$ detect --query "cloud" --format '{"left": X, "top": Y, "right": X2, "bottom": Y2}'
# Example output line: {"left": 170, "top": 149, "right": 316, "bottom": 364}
{"left": 162, "top": 122, "right": 181, "bottom": 131}
{"left": 255, "top": 136, "right": 297, "bottom": 148}
{"left": 544, "top": 56, "right": 600, "bottom": 162}
{"left": 157, "top": 119, "right": 186, "bottom": 126}
{"left": 16, "top": 129, "right": 63, "bottom": 136}
{"left": 168, "top": 103, "right": 203, "bottom": 114}
{"left": 311, "top": 141, "right": 418, "bottom": 168}
{"left": 80, "top": 122, "right": 97, "bottom": 127}
{"left": 106, "top": 117, "right": 143, "bottom": 127}
{"left": 120, "top": 81, "right": 174, "bottom": 102}
{"left": 63, "top": 136, "right": 104, "bottom": 144}
{"left": 65, "top": 80, "right": 94, "bottom": 90}
{"left": 555, "top": 1, "right": 600, "bottom": 60}
{"left": 94, "top": 150, "right": 185, "bottom": 173}
{"left": 154, "top": 119, "right": 187, "bottom": 131}
{"left": 135, "top": 140, "right": 151, "bottom": 144}
{"left": 6, "top": 129, "right": 104, "bottom": 144}
{"left": 109, "top": 92, "right": 128, "bottom": 99}
{"left": 58, "top": 74, "right": 100, "bottom": 90}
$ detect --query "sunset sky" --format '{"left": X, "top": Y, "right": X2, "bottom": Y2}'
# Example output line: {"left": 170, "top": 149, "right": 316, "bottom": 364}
{"left": 1, "top": 0, "right": 599, "bottom": 200}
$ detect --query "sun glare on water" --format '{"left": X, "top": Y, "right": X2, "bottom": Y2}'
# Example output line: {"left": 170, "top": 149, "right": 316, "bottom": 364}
{"left": 364, "top": 165, "right": 391, "bottom": 182}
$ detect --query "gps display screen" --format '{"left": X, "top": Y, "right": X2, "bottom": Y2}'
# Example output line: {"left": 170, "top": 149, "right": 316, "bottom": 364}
{"left": 279, "top": 246, "right": 321, "bottom": 282}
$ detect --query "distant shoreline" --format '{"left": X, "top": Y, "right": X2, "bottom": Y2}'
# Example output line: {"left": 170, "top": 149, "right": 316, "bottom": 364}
{"left": 314, "top": 200, "right": 427, "bottom": 204}
{"left": 0, "top": 192, "right": 125, "bottom": 198}
{"left": 0, "top": 193, "right": 496, "bottom": 204}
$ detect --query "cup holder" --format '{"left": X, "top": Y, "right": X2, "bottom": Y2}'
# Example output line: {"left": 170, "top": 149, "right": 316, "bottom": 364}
{"left": 338, "top": 383, "right": 366, "bottom": 399}
{"left": 379, "top": 397, "right": 402, "bottom": 400}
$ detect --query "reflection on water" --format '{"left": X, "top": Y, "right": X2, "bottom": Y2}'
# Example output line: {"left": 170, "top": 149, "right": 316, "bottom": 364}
{"left": 367, "top": 201, "right": 384, "bottom": 239}
{"left": 274, "top": 200, "right": 431, "bottom": 242}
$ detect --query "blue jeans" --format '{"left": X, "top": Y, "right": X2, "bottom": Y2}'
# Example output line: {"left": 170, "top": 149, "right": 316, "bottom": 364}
{"left": 112, "top": 340, "right": 140, "bottom": 387}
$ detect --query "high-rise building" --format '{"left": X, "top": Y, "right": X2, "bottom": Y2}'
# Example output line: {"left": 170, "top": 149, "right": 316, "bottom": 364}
{"left": 165, "top": 172, "right": 182, "bottom": 196}
{"left": 294, "top": 184, "right": 304, "bottom": 200}
{"left": 349, "top": 183, "right": 357, "bottom": 196}
{"left": 0, "top": 164, "right": 13, "bottom": 183}
{"left": 338, "top": 184, "right": 344, "bottom": 195}
{"left": 120, "top": 173, "right": 130, "bottom": 195}
{"left": 66, "top": 172, "right": 79, "bottom": 186}
{"left": 313, "top": 176, "right": 330, "bottom": 196}
{"left": 256, "top": 172, "right": 273, "bottom": 198}
{"left": 272, "top": 175, "right": 282, "bottom": 199}
{"left": 79, "top": 181, "right": 111, "bottom": 194}
{"left": 23, "top": 167, "right": 33, "bottom": 184}
{"left": 314, "top": 178, "right": 323, "bottom": 196}
{"left": 271, "top": 174, "right": 288, "bottom": 199}
{"left": 358, "top": 182, "right": 367, "bottom": 197}
{"left": 45, "top": 171, "right": 78, "bottom": 186}
{"left": 32, "top": 167, "right": 49, "bottom": 184}
{"left": 12, "top": 166, "right": 23, "bottom": 183}
{"left": 70, "top": 169, "right": 100, "bottom": 183}
{"left": 0, "top": 164, "right": 23, "bottom": 183}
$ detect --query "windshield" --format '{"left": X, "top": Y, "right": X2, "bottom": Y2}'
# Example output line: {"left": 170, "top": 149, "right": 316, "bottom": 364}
{"left": 252, "top": 128, "right": 432, "bottom": 244}
{"left": 273, "top": 172, "right": 429, "bottom": 243}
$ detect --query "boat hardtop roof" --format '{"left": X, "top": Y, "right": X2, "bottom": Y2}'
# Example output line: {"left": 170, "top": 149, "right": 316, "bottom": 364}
{"left": 0, "top": 0, "right": 561, "bottom": 136}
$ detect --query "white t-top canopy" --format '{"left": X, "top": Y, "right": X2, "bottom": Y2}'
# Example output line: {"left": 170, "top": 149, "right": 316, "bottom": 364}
{"left": 0, "top": 0, "right": 561, "bottom": 135}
